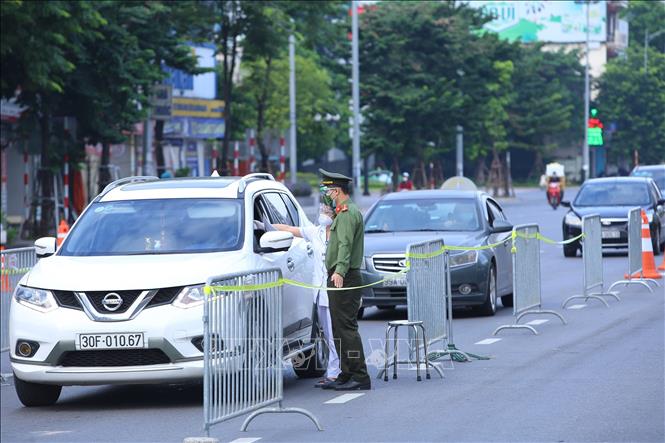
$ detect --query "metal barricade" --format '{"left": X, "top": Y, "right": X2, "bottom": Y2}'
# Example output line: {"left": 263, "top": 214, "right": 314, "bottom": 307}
{"left": 1, "top": 247, "right": 37, "bottom": 352}
{"left": 562, "top": 215, "right": 621, "bottom": 308}
{"left": 609, "top": 207, "right": 659, "bottom": 293}
{"left": 494, "top": 224, "right": 566, "bottom": 335}
{"left": 203, "top": 268, "right": 321, "bottom": 438}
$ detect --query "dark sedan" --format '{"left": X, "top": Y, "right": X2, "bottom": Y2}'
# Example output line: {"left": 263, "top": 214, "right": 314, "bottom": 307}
{"left": 360, "top": 190, "right": 514, "bottom": 317}
{"left": 561, "top": 177, "right": 665, "bottom": 257}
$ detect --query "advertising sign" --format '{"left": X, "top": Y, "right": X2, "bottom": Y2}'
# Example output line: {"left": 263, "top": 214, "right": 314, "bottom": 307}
{"left": 172, "top": 97, "right": 224, "bottom": 118}
{"left": 163, "top": 44, "right": 217, "bottom": 99}
{"left": 467, "top": 1, "right": 607, "bottom": 43}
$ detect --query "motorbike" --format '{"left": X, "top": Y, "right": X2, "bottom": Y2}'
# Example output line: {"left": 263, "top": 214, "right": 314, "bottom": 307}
{"left": 547, "top": 182, "right": 562, "bottom": 209}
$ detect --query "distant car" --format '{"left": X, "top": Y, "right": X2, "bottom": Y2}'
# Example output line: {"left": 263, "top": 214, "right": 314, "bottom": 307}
{"left": 366, "top": 169, "right": 393, "bottom": 185}
{"left": 561, "top": 177, "right": 665, "bottom": 257}
{"left": 360, "top": 190, "right": 514, "bottom": 317}
{"left": 631, "top": 164, "right": 665, "bottom": 194}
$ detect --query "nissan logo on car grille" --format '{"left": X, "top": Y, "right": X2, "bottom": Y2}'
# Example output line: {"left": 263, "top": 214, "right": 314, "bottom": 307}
{"left": 102, "top": 293, "right": 123, "bottom": 311}
{"left": 398, "top": 259, "right": 407, "bottom": 268}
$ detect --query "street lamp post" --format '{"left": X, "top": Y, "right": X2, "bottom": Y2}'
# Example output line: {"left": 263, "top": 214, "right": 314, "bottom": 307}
{"left": 583, "top": 0, "right": 590, "bottom": 181}
{"left": 289, "top": 31, "right": 297, "bottom": 185}
{"left": 351, "top": 1, "right": 361, "bottom": 194}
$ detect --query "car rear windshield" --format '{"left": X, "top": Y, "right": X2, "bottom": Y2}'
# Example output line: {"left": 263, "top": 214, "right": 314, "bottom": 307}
{"left": 365, "top": 198, "right": 480, "bottom": 232}
{"left": 60, "top": 199, "right": 243, "bottom": 256}
{"left": 631, "top": 168, "right": 665, "bottom": 190}
{"left": 574, "top": 182, "right": 651, "bottom": 207}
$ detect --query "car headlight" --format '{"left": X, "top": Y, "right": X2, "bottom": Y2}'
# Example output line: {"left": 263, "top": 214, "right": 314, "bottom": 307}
{"left": 173, "top": 284, "right": 206, "bottom": 309}
{"left": 14, "top": 286, "right": 58, "bottom": 313}
{"left": 449, "top": 250, "right": 478, "bottom": 268}
{"left": 565, "top": 212, "right": 582, "bottom": 227}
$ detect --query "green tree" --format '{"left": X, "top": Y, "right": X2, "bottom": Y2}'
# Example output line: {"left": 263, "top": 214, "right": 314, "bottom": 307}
{"left": 597, "top": 46, "right": 665, "bottom": 165}
{"left": 360, "top": 1, "right": 485, "bottom": 187}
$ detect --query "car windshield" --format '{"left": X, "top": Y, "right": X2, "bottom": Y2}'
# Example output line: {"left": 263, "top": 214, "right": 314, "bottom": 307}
{"left": 574, "top": 182, "right": 651, "bottom": 207}
{"left": 631, "top": 168, "right": 665, "bottom": 191}
{"left": 365, "top": 198, "right": 480, "bottom": 232}
{"left": 61, "top": 199, "right": 243, "bottom": 256}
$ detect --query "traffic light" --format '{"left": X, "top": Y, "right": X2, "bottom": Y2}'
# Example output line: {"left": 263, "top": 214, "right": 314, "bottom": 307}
{"left": 588, "top": 108, "right": 603, "bottom": 146}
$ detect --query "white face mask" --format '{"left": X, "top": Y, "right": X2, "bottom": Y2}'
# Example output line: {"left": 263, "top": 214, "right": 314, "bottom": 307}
{"left": 318, "top": 214, "right": 333, "bottom": 227}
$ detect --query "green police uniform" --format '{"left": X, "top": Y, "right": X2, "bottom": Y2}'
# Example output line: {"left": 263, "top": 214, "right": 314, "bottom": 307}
{"left": 320, "top": 169, "right": 370, "bottom": 386}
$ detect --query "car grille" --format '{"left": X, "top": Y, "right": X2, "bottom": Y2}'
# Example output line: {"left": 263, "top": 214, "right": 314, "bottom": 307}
{"left": 85, "top": 290, "right": 142, "bottom": 314}
{"left": 58, "top": 349, "right": 171, "bottom": 367}
{"left": 52, "top": 290, "right": 83, "bottom": 310}
{"left": 372, "top": 288, "right": 407, "bottom": 298}
{"left": 372, "top": 255, "right": 406, "bottom": 273}
{"left": 52, "top": 287, "right": 183, "bottom": 312}
{"left": 146, "top": 286, "right": 183, "bottom": 308}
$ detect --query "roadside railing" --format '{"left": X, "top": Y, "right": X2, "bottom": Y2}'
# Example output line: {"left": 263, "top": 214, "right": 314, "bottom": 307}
{"left": 493, "top": 224, "right": 567, "bottom": 335}
{"left": 562, "top": 215, "right": 621, "bottom": 308}
{"left": 1, "top": 247, "right": 37, "bottom": 352}
{"left": 202, "top": 268, "right": 321, "bottom": 438}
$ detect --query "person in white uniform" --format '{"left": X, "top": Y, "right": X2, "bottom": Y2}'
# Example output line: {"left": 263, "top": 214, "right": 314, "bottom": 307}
{"left": 269, "top": 205, "right": 342, "bottom": 386}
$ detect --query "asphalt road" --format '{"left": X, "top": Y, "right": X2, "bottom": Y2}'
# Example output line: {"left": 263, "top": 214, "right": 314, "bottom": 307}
{"left": 1, "top": 188, "right": 664, "bottom": 443}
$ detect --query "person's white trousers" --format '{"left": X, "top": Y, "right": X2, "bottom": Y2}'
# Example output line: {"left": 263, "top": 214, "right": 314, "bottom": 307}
{"left": 318, "top": 305, "right": 341, "bottom": 379}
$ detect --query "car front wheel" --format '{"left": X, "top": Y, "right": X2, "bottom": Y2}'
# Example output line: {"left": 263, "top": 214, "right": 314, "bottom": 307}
{"left": 652, "top": 226, "right": 661, "bottom": 256}
{"left": 477, "top": 265, "right": 497, "bottom": 316}
{"left": 563, "top": 240, "right": 578, "bottom": 257}
{"left": 292, "top": 324, "right": 328, "bottom": 379}
{"left": 14, "top": 375, "right": 61, "bottom": 407}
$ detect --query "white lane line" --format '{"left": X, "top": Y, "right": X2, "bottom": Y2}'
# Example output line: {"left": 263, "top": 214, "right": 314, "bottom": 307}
{"left": 324, "top": 393, "right": 365, "bottom": 404}
{"left": 475, "top": 338, "right": 502, "bottom": 345}
{"left": 408, "top": 362, "right": 443, "bottom": 371}
{"left": 526, "top": 319, "right": 550, "bottom": 326}
{"left": 229, "top": 438, "right": 262, "bottom": 443}
{"left": 567, "top": 304, "right": 587, "bottom": 310}
{"left": 30, "top": 431, "right": 73, "bottom": 437}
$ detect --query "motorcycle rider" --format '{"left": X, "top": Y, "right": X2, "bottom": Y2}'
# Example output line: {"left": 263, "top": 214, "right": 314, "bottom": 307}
{"left": 546, "top": 171, "right": 564, "bottom": 201}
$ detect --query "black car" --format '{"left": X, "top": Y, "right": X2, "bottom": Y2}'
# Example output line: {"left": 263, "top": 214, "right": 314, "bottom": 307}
{"left": 360, "top": 190, "right": 514, "bottom": 317}
{"left": 561, "top": 177, "right": 665, "bottom": 257}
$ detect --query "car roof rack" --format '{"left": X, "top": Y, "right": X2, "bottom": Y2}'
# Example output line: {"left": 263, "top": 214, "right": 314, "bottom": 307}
{"left": 95, "top": 176, "right": 159, "bottom": 201}
{"left": 238, "top": 173, "right": 275, "bottom": 193}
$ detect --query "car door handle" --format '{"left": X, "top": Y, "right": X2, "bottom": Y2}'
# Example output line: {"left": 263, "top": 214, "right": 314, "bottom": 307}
{"left": 287, "top": 258, "right": 295, "bottom": 271}
{"left": 306, "top": 244, "right": 314, "bottom": 257}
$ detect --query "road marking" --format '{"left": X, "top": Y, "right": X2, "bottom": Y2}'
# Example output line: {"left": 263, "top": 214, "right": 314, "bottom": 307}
{"left": 408, "top": 362, "right": 443, "bottom": 371}
{"left": 525, "top": 319, "right": 549, "bottom": 326}
{"left": 325, "top": 393, "right": 365, "bottom": 404}
{"left": 475, "top": 338, "right": 502, "bottom": 345}
{"left": 30, "top": 431, "right": 73, "bottom": 437}
{"left": 567, "top": 304, "right": 587, "bottom": 310}
{"left": 230, "top": 438, "right": 262, "bottom": 443}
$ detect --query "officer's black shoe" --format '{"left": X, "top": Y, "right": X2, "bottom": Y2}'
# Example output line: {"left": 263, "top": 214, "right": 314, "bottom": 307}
{"left": 334, "top": 379, "right": 371, "bottom": 391}
{"left": 321, "top": 377, "right": 349, "bottom": 390}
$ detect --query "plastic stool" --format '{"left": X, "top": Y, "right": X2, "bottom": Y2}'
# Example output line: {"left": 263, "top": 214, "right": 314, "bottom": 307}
{"left": 383, "top": 320, "right": 431, "bottom": 382}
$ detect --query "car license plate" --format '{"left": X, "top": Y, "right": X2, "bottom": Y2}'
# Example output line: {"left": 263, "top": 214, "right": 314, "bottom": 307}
{"left": 76, "top": 333, "right": 145, "bottom": 350}
{"left": 601, "top": 230, "right": 620, "bottom": 239}
{"left": 383, "top": 275, "right": 407, "bottom": 287}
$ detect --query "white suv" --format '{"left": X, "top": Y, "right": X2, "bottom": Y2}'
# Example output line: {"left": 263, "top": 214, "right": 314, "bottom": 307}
{"left": 10, "top": 174, "right": 326, "bottom": 406}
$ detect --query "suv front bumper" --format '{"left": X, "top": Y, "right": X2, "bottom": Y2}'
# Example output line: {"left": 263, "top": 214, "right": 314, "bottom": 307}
{"left": 9, "top": 298, "right": 220, "bottom": 386}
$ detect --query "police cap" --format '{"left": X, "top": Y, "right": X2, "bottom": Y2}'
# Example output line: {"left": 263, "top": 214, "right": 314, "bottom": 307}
{"left": 319, "top": 168, "right": 352, "bottom": 188}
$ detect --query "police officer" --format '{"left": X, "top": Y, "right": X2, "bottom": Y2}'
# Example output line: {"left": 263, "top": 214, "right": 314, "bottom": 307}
{"left": 319, "top": 169, "right": 371, "bottom": 391}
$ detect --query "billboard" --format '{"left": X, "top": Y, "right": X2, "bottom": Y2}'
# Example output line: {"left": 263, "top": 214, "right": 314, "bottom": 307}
{"left": 467, "top": 1, "right": 607, "bottom": 43}
{"left": 163, "top": 44, "right": 217, "bottom": 99}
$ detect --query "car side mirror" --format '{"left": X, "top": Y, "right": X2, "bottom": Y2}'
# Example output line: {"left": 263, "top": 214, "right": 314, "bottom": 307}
{"left": 561, "top": 201, "right": 571, "bottom": 208}
{"left": 35, "top": 237, "right": 57, "bottom": 258}
{"left": 491, "top": 220, "right": 513, "bottom": 233}
{"left": 259, "top": 231, "right": 294, "bottom": 252}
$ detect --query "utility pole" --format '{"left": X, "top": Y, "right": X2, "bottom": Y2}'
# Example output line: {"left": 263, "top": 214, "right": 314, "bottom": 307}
{"left": 583, "top": 0, "right": 590, "bottom": 182}
{"left": 289, "top": 31, "right": 297, "bottom": 185}
{"left": 143, "top": 109, "right": 152, "bottom": 176}
{"left": 351, "top": 1, "right": 361, "bottom": 193}
{"left": 456, "top": 125, "right": 464, "bottom": 177}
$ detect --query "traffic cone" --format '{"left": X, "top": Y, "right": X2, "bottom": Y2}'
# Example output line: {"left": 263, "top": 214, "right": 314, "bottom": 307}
{"left": 625, "top": 210, "right": 662, "bottom": 280}
{"left": 56, "top": 219, "right": 70, "bottom": 248}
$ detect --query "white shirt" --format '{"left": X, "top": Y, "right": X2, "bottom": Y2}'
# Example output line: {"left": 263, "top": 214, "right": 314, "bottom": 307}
{"left": 300, "top": 224, "right": 329, "bottom": 307}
